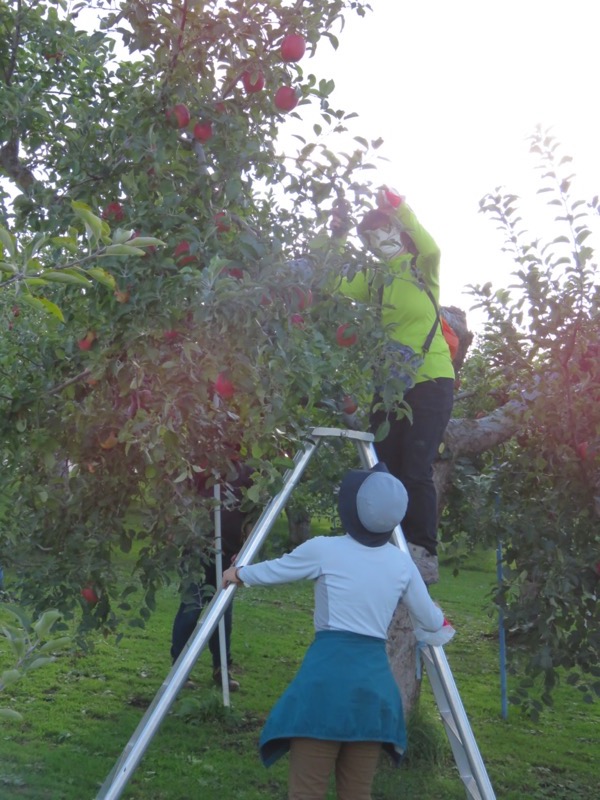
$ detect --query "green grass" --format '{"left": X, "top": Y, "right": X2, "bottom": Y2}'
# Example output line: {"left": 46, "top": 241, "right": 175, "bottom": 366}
{"left": 1, "top": 538, "right": 599, "bottom": 800}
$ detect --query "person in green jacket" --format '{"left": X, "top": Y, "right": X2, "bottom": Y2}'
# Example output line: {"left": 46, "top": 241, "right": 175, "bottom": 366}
{"left": 333, "top": 188, "right": 455, "bottom": 584}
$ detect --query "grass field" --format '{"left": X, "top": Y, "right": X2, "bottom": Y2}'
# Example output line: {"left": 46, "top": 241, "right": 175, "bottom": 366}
{"left": 1, "top": 529, "right": 599, "bottom": 799}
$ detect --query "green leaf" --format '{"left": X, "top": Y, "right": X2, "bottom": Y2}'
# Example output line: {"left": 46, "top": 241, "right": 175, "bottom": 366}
{"left": 71, "top": 202, "right": 104, "bottom": 243}
{"left": 32, "top": 609, "right": 62, "bottom": 638}
{"left": 1, "top": 669, "right": 22, "bottom": 688}
{"left": 0, "top": 225, "right": 16, "bottom": 258}
{"left": 27, "top": 656, "right": 55, "bottom": 671}
{"left": 41, "top": 271, "right": 92, "bottom": 286}
{"left": 0, "top": 261, "right": 17, "bottom": 273}
{"left": 87, "top": 267, "right": 116, "bottom": 289}
{"left": 124, "top": 237, "right": 164, "bottom": 248}
{"left": 103, "top": 244, "right": 146, "bottom": 256}
{"left": 39, "top": 298, "right": 65, "bottom": 322}
{"left": 37, "top": 637, "right": 72, "bottom": 654}
{"left": 225, "top": 177, "right": 243, "bottom": 202}
{"left": 52, "top": 236, "right": 79, "bottom": 254}
{"left": 251, "top": 442, "right": 263, "bottom": 458}
{"left": 0, "top": 707, "right": 23, "bottom": 721}
{"left": 374, "top": 420, "right": 390, "bottom": 442}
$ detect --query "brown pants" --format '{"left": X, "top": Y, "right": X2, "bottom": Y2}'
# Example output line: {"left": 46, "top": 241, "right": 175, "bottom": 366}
{"left": 288, "top": 738, "right": 381, "bottom": 800}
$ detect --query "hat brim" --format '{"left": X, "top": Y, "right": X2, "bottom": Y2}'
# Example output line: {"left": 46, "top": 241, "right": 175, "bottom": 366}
{"left": 338, "top": 462, "right": 395, "bottom": 547}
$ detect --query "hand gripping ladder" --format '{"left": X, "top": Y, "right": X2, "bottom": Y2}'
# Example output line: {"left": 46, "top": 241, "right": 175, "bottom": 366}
{"left": 97, "top": 427, "right": 496, "bottom": 800}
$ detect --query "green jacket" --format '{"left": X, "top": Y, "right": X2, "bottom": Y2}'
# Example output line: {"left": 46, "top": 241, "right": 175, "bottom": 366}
{"left": 340, "top": 203, "right": 455, "bottom": 384}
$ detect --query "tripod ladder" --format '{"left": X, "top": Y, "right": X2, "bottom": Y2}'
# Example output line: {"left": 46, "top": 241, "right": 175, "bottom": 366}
{"left": 97, "top": 426, "right": 496, "bottom": 800}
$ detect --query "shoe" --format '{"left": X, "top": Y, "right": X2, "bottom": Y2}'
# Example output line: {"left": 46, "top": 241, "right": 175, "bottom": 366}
{"left": 407, "top": 543, "right": 439, "bottom": 585}
{"left": 212, "top": 667, "right": 240, "bottom": 692}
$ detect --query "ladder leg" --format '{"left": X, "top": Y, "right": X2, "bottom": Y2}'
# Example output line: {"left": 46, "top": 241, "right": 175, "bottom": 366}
{"left": 96, "top": 436, "right": 322, "bottom": 800}
{"left": 354, "top": 438, "right": 496, "bottom": 800}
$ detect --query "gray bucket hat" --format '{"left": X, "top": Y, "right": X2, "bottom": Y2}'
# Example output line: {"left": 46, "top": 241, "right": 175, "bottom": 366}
{"left": 338, "top": 462, "right": 408, "bottom": 547}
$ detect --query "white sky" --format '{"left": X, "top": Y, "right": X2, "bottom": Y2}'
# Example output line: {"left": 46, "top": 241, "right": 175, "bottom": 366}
{"left": 302, "top": 0, "right": 600, "bottom": 327}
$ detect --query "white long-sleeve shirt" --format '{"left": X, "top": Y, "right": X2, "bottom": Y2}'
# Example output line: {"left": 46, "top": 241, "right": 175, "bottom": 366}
{"left": 238, "top": 534, "right": 444, "bottom": 640}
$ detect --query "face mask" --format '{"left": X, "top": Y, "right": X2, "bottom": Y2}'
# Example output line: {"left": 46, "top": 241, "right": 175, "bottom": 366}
{"left": 359, "top": 225, "right": 407, "bottom": 260}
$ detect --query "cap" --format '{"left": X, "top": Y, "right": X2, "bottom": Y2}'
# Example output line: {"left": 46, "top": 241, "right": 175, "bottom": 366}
{"left": 338, "top": 462, "right": 408, "bottom": 547}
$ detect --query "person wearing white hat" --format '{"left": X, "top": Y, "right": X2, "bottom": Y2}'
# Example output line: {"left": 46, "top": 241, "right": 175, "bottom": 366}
{"left": 223, "top": 463, "right": 454, "bottom": 800}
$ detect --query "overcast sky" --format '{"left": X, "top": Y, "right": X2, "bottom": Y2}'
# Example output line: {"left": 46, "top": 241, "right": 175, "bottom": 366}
{"left": 301, "top": 0, "right": 600, "bottom": 327}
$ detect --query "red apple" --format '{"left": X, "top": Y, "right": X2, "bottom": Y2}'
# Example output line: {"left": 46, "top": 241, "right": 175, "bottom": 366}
{"left": 281, "top": 33, "right": 306, "bottom": 62}
{"left": 215, "top": 372, "right": 235, "bottom": 399}
{"left": 193, "top": 121, "right": 213, "bottom": 142}
{"left": 241, "top": 70, "right": 265, "bottom": 94}
{"left": 341, "top": 395, "right": 358, "bottom": 415}
{"left": 222, "top": 266, "right": 244, "bottom": 280}
{"left": 215, "top": 101, "right": 227, "bottom": 114}
{"left": 102, "top": 201, "right": 125, "bottom": 223}
{"left": 166, "top": 103, "right": 191, "bottom": 128}
{"left": 576, "top": 441, "right": 589, "bottom": 460}
{"left": 78, "top": 331, "right": 97, "bottom": 351}
{"left": 214, "top": 211, "right": 230, "bottom": 233}
{"left": 164, "top": 330, "right": 179, "bottom": 343}
{"left": 290, "top": 286, "right": 312, "bottom": 311}
{"left": 290, "top": 313, "right": 305, "bottom": 328}
{"left": 274, "top": 86, "right": 298, "bottom": 112}
{"left": 81, "top": 586, "right": 99, "bottom": 605}
{"left": 335, "top": 323, "right": 357, "bottom": 347}
{"left": 174, "top": 240, "right": 197, "bottom": 266}
{"left": 12, "top": 305, "right": 20, "bottom": 317}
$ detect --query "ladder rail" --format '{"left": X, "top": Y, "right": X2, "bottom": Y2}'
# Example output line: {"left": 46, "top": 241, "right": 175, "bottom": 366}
{"left": 356, "top": 437, "right": 495, "bottom": 800}
{"left": 96, "top": 427, "right": 496, "bottom": 800}
{"left": 96, "top": 436, "right": 321, "bottom": 800}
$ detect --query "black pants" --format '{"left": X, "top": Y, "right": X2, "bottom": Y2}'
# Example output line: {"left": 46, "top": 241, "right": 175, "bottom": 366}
{"left": 170, "top": 557, "right": 234, "bottom": 669}
{"left": 370, "top": 378, "right": 454, "bottom": 555}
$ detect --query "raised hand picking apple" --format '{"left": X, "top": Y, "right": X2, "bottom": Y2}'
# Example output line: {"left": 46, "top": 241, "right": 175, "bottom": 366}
{"left": 376, "top": 186, "right": 404, "bottom": 211}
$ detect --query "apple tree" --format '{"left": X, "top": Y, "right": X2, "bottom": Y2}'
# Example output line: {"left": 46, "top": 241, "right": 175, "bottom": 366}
{"left": 438, "top": 127, "right": 600, "bottom": 712}
{"left": 0, "top": 0, "right": 409, "bottom": 635}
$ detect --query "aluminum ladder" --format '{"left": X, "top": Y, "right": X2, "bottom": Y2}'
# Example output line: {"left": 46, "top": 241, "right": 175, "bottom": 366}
{"left": 96, "top": 426, "right": 496, "bottom": 800}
